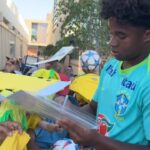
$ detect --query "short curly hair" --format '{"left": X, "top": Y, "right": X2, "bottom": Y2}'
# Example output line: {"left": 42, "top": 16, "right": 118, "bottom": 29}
{"left": 101, "top": 0, "right": 150, "bottom": 29}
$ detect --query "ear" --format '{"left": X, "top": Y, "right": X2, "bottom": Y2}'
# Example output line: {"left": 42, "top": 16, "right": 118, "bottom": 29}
{"left": 144, "top": 30, "right": 150, "bottom": 43}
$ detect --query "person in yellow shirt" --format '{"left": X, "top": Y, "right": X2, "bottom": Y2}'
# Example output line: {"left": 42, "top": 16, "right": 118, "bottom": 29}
{"left": 32, "top": 61, "right": 60, "bottom": 80}
{"left": 69, "top": 50, "right": 101, "bottom": 106}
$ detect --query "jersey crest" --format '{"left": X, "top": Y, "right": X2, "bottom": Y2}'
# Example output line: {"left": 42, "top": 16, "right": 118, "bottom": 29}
{"left": 115, "top": 94, "right": 129, "bottom": 115}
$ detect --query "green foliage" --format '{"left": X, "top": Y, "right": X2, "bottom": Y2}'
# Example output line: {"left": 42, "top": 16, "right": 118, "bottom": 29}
{"left": 42, "top": 44, "right": 55, "bottom": 57}
{"left": 43, "top": 37, "right": 73, "bottom": 57}
{"left": 58, "top": 0, "right": 110, "bottom": 53}
{"left": 54, "top": 36, "right": 71, "bottom": 51}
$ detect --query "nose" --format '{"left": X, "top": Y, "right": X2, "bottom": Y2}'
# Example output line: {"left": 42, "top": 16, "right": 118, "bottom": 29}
{"left": 109, "top": 36, "right": 118, "bottom": 48}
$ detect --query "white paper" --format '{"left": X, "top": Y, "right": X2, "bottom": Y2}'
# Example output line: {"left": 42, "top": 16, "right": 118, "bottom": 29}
{"left": 37, "top": 81, "right": 71, "bottom": 96}
{"left": 34, "top": 46, "right": 74, "bottom": 65}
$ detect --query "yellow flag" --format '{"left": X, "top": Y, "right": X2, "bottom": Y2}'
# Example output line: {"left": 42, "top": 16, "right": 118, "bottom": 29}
{"left": 0, "top": 131, "right": 30, "bottom": 150}
{"left": 0, "top": 72, "right": 57, "bottom": 93}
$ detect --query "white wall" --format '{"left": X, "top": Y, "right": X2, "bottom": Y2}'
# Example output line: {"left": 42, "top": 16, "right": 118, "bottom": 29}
{"left": 0, "top": 0, "right": 29, "bottom": 69}
{"left": 0, "top": 24, "right": 28, "bottom": 69}
{"left": 0, "top": 0, "right": 29, "bottom": 39}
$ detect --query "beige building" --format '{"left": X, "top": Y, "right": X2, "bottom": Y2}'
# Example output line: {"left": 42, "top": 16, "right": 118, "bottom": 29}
{"left": 47, "top": 13, "right": 53, "bottom": 45}
{"left": 0, "top": 0, "right": 29, "bottom": 69}
{"left": 51, "top": 0, "right": 63, "bottom": 45}
{"left": 25, "top": 18, "right": 52, "bottom": 56}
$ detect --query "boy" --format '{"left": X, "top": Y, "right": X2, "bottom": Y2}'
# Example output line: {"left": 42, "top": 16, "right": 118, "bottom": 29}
{"left": 58, "top": 0, "right": 150, "bottom": 149}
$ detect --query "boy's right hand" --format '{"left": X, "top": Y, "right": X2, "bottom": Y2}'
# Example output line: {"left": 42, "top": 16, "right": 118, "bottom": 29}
{"left": 46, "top": 123, "right": 62, "bottom": 131}
{"left": 39, "top": 120, "right": 62, "bottom": 132}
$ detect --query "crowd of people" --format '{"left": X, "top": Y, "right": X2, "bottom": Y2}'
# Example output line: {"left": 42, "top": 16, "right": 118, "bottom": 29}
{"left": 0, "top": 0, "right": 150, "bottom": 149}
{"left": 0, "top": 49, "right": 101, "bottom": 150}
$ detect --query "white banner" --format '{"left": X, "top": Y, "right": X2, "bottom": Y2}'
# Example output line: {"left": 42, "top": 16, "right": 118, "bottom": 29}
{"left": 34, "top": 46, "right": 74, "bottom": 65}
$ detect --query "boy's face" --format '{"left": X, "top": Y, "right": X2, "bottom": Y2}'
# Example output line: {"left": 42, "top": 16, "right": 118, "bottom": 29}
{"left": 108, "top": 17, "right": 149, "bottom": 62}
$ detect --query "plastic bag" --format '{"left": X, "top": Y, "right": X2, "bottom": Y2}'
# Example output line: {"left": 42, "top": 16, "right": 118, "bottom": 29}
{"left": 8, "top": 91, "right": 97, "bottom": 129}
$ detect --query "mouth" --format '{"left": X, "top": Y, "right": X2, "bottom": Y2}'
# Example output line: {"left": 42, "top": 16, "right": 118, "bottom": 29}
{"left": 111, "top": 50, "right": 119, "bottom": 56}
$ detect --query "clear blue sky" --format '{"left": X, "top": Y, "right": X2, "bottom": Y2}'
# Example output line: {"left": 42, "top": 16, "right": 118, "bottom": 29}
{"left": 13, "top": 0, "right": 54, "bottom": 20}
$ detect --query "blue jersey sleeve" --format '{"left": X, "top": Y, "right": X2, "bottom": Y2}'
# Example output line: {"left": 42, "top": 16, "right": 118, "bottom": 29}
{"left": 92, "top": 67, "right": 104, "bottom": 103}
{"left": 93, "top": 87, "right": 99, "bottom": 103}
{"left": 92, "top": 58, "right": 115, "bottom": 103}
{"left": 140, "top": 81, "right": 150, "bottom": 141}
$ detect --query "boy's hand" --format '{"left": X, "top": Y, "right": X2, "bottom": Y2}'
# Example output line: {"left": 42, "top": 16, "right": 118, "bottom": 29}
{"left": 39, "top": 120, "right": 62, "bottom": 132}
{"left": 58, "top": 119, "right": 97, "bottom": 146}
{"left": 46, "top": 123, "right": 61, "bottom": 131}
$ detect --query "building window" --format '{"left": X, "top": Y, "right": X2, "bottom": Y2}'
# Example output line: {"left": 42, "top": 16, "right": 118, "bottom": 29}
{"left": 10, "top": 42, "right": 15, "bottom": 57}
{"left": 31, "top": 23, "right": 38, "bottom": 42}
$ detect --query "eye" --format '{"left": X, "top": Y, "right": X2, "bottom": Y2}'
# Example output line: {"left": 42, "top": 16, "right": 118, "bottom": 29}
{"left": 117, "top": 32, "right": 127, "bottom": 39}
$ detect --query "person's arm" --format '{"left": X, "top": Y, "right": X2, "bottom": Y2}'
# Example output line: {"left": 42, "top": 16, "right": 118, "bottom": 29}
{"left": 58, "top": 119, "right": 150, "bottom": 150}
{"left": 27, "top": 140, "right": 40, "bottom": 150}
{"left": 0, "top": 121, "right": 22, "bottom": 143}
{"left": 89, "top": 101, "right": 97, "bottom": 115}
{"left": 81, "top": 101, "right": 97, "bottom": 115}
{"left": 93, "top": 133, "right": 150, "bottom": 150}
{"left": 27, "top": 129, "right": 40, "bottom": 150}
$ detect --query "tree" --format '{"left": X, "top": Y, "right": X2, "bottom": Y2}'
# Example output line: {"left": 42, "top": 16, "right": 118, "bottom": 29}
{"left": 58, "top": 0, "right": 110, "bottom": 53}
{"left": 42, "top": 44, "right": 55, "bottom": 57}
{"left": 42, "top": 38, "right": 72, "bottom": 57}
